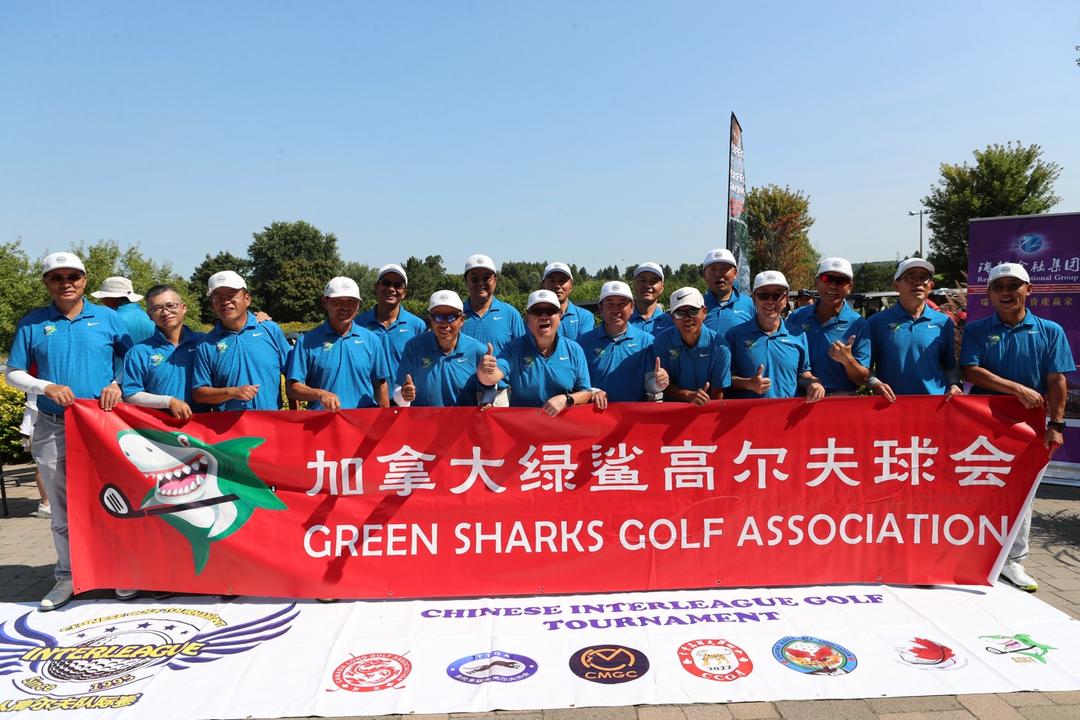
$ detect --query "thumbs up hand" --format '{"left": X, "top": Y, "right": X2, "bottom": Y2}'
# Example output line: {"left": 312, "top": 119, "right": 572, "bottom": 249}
{"left": 401, "top": 374, "right": 416, "bottom": 403}
{"left": 477, "top": 342, "right": 502, "bottom": 384}
{"left": 749, "top": 365, "right": 772, "bottom": 395}
{"left": 692, "top": 381, "right": 711, "bottom": 406}
{"left": 653, "top": 356, "right": 670, "bottom": 391}
{"left": 828, "top": 335, "right": 857, "bottom": 364}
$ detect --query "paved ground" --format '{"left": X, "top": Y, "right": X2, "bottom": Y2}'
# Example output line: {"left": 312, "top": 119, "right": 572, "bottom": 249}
{"left": 2, "top": 464, "right": 1079, "bottom": 720}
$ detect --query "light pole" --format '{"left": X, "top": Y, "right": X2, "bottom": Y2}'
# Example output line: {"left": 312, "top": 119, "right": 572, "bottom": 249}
{"left": 908, "top": 210, "right": 926, "bottom": 258}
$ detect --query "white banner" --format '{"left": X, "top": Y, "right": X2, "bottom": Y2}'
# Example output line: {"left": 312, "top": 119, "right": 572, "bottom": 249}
{"left": 2, "top": 583, "right": 1079, "bottom": 718}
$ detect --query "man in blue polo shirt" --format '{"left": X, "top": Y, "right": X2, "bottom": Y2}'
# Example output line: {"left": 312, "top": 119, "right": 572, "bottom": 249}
{"left": 192, "top": 270, "right": 291, "bottom": 411}
{"left": 397, "top": 290, "right": 487, "bottom": 407}
{"left": 701, "top": 248, "right": 754, "bottom": 338}
{"left": 961, "top": 262, "right": 1075, "bottom": 593}
{"left": 579, "top": 281, "right": 668, "bottom": 402}
{"left": 356, "top": 263, "right": 427, "bottom": 388}
{"left": 541, "top": 262, "right": 595, "bottom": 341}
{"left": 461, "top": 254, "right": 525, "bottom": 354}
{"left": 122, "top": 284, "right": 206, "bottom": 419}
{"left": 866, "top": 258, "right": 961, "bottom": 399}
{"left": 477, "top": 290, "right": 604, "bottom": 414}
{"left": 629, "top": 262, "right": 674, "bottom": 336}
{"left": 653, "top": 287, "right": 730, "bottom": 405}
{"left": 92, "top": 276, "right": 155, "bottom": 345}
{"left": 6, "top": 252, "right": 132, "bottom": 611}
{"left": 286, "top": 277, "right": 389, "bottom": 411}
{"left": 727, "top": 271, "right": 824, "bottom": 402}
{"left": 787, "top": 257, "right": 871, "bottom": 395}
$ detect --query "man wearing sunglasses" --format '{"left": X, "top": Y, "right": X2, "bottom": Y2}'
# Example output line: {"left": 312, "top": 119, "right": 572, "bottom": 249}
{"left": 122, "top": 284, "right": 208, "bottom": 419}
{"left": 865, "top": 258, "right": 961, "bottom": 400}
{"left": 396, "top": 290, "right": 488, "bottom": 407}
{"left": 653, "top": 287, "right": 730, "bottom": 405}
{"left": 701, "top": 248, "right": 754, "bottom": 338}
{"left": 541, "top": 262, "right": 596, "bottom": 341}
{"left": 960, "top": 262, "right": 1074, "bottom": 592}
{"left": 727, "top": 271, "right": 824, "bottom": 402}
{"left": 628, "top": 262, "right": 674, "bottom": 336}
{"left": 6, "top": 252, "right": 133, "bottom": 611}
{"left": 286, "top": 277, "right": 390, "bottom": 411}
{"left": 579, "top": 281, "right": 669, "bottom": 402}
{"left": 787, "top": 257, "right": 871, "bottom": 395}
{"left": 356, "top": 264, "right": 427, "bottom": 389}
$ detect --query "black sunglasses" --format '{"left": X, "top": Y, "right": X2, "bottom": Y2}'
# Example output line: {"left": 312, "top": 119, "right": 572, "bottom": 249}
{"left": 45, "top": 273, "right": 84, "bottom": 283}
{"left": 755, "top": 292, "right": 787, "bottom": 302}
{"left": 379, "top": 279, "right": 405, "bottom": 290}
{"left": 528, "top": 307, "right": 559, "bottom": 317}
{"left": 430, "top": 312, "right": 461, "bottom": 324}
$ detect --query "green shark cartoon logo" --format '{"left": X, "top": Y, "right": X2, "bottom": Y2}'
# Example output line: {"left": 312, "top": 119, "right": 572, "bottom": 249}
{"left": 980, "top": 633, "right": 1056, "bottom": 664}
{"left": 116, "top": 428, "right": 286, "bottom": 573}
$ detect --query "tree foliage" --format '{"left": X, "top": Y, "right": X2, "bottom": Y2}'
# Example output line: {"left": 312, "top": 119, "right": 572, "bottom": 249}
{"left": 924, "top": 142, "right": 1062, "bottom": 284}
{"left": 0, "top": 242, "right": 46, "bottom": 351}
{"left": 189, "top": 251, "right": 252, "bottom": 324}
{"left": 745, "top": 184, "right": 819, "bottom": 291}
{"left": 248, "top": 221, "right": 343, "bottom": 323}
{"left": 852, "top": 261, "right": 898, "bottom": 293}
{"left": 70, "top": 239, "right": 194, "bottom": 314}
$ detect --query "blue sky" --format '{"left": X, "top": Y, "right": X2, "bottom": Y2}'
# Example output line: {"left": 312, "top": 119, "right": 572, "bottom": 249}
{"left": 2, "top": 1, "right": 1078, "bottom": 279}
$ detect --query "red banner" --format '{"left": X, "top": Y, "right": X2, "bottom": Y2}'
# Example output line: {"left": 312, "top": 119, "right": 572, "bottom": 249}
{"left": 66, "top": 397, "right": 1048, "bottom": 599}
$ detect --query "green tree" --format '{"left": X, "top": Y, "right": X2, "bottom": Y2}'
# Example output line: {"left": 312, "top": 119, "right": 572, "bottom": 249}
{"left": 852, "top": 261, "right": 898, "bottom": 293}
{"left": 0, "top": 242, "right": 46, "bottom": 352}
{"left": 341, "top": 261, "right": 380, "bottom": 310}
{"left": 69, "top": 239, "right": 191, "bottom": 307}
{"left": 745, "top": 185, "right": 819, "bottom": 291}
{"left": 401, "top": 255, "right": 460, "bottom": 312}
{"left": 923, "top": 142, "right": 1062, "bottom": 284}
{"left": 190, "top": 251, "right": 252, "bottom": 324}
{"left": 248, "top": 220, "right": 343, "bottom": 323}
{"left": 499, "top": 261, "right": 545, "bottom": 294}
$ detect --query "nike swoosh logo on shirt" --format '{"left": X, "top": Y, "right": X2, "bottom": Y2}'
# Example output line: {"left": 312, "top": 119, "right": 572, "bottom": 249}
{"left": 87, "top": 322, "right": 100, "bottom": 327}
{"left": 187, "top": 348, "right": 197, "bottom": 352}
{"left": 252, "top": 332, "right": 264, "bottom": 337}
{"left": 559, "top": 356, "right": 569, "bottom": 360}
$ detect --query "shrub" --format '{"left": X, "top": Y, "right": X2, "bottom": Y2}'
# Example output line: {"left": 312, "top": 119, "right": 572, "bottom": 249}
{"left": 0, "top": 374, "right": 29, "bottom": 464}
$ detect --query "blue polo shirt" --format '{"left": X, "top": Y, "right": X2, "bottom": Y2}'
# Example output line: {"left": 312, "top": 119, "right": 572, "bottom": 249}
{"left": 496, "top": 334, "right": 591, "bottom": 407}
{"left": 286, "top": 321, "right": 389, "bottom": 409}
{"left": 356, "top": 306, "right": 427, "bottom": 382}
{"left": 786, "top": 303, "right": 871, "bottom": 392}
{"left": 629, "top": 307, "right": 674, "bottom": 337}
{"left": 462, "top": 297, "right": 525, "bottom": 355}
{"left": 8, "top": 301, "right": 133, "bottom": 416}
{"left": 396, "top": 331, "right": 486, "bottom": 407}
{"left": 122, "top": 326, "right": 207, "bottom": 407}
{"left": 578, "top": 324, "right": 656, "bottom": 402}
{"left": 192, "top": 312, "right": 291, "bottom": 411}
{"left": 725, "top": 318, "right": 810, "bottom": 399}
{"left": 653, "top": 325, "right": 732, "bottom": 394}
{"left": 868, "top": 303, "right": 957, "bottom": 395}
{"left": 116, "top": 302, "right": 156, "bottom": 345}
{"left": 960, "top": 309, "right": 1075, "bottom": 396}
{"left": 704, "top": 288, "right": 755, "bottom": 338}
{"left": 556, "top": 301, "right": 596, "bottom": 341}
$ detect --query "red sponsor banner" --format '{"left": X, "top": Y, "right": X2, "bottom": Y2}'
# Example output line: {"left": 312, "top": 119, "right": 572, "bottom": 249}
{"left": 66, "top": 396, "right": 1048, "bottom": 599}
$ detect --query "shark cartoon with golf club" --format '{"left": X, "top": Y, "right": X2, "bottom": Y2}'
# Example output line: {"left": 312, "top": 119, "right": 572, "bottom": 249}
{"left": 104, "top": 428, "right": 287, "bottom": 573}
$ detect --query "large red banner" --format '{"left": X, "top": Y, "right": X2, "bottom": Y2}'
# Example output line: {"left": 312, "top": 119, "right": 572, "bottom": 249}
{"left": 66, "top": 396, "right": 1048, "bottom": 599}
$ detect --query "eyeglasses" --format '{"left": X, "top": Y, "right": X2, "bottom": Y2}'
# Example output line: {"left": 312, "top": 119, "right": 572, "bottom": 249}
{"left": 379, "top": 279, "right": 405, "bottom": 290}
{"left": 672, "top": 307, "right": 701, "bottom": 319}
{"left": 430, "top": 312, "right": 461, "bottom": 324}
{"left": 755, "top": 292, "right": 787, "bottom": 302}
{"left": 45, "top": 273, "right": 84, "bottom": 284}
{"left": 989, "top": 281, "right": 1024, "bottom": 293}
{"left": 210, "top": 290, "right": 244, "bottom": 305}
{"left": 467, "top": 273, "right": 495, "bottom": 284}
{"left": 819, "top": 274, "right": 851, "bottom": 286}
{"left": 528, "top": 307, "right": 559, "bottom": 317}
{"left": 149, "top": 302, "right": 183, "bottom": 315}
{"left": 901, "top": 273, "right": 933, "bottom": 285}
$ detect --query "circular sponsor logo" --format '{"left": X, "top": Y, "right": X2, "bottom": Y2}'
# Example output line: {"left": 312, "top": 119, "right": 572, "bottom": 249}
{"left": 446, "top": 650, "right": 538, "bottom": 684}
{"left": 894, "top": 637, "right": 966, "bottom": 670}
{"left": 678, "top": 639, "right": 753, "bottom": 681}
{"left": 332, "top": 652, "right": 411, "bottom": 692}
{"left": 772, "top": 636, "right": 857, "bottom": 676}
{"left": 569, "top": 644, "right": 649, "bottom": 684}
{"left": 1018, "top": 234, "right": 1043, "bottom": 255}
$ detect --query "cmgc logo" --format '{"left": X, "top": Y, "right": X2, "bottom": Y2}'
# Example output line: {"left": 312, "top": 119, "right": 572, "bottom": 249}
{"left": 569, "top": 644, "right": 650, "bottom": 684}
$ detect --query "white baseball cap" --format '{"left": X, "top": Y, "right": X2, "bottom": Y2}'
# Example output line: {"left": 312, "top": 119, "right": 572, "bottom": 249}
{"left": 669, "top": 287, "right": 705, "bottom": 312}
{"left": 893, "top": 258, "right": 936, "bottom": 281}
{"left": 91, "top": 276, "right": 143, "bottom": 302}
{"left": 988, "top": 262, "right": 1031, "bottom": 285}
{"left": 753, "top": 270, "right": 790, "bottom": 291}
{"left": 323, "top": 276, "right": 361, "bottom": 300}
{"left": 702, "top": 248, "right": 737, "bottom": 269}
{"left": 464, "top": 254, "right": 497, "bottom": 274}
{"left": 428, "top": 290, "right": 464, "bottom": 312}
{"left": 816, "top": 257, "right": 854, "bottom": 279}
{"left": 599, "top": 281, "right": 634, "bottom": 303}
{"left": 41, "top": 252, "right": 86, "bottom": 276}
{"left": 206, "top": 270, "right": 248, "bottom": 296}
{"left": 542, "top": 262, "right": 573, "bottom": 280}
{"left": 377, "top": 263, "right": 408, "bottom": 285}
{"left": 527, "top": 289, "right": 561, "bottom": 310}
{"left": 634, "top": 262, "right": 664, "bottom": 280}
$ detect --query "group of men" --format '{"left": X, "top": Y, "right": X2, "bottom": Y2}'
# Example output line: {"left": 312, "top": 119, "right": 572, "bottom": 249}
{"left": 5, "top": 245, "right": 1073, "bottom": 611}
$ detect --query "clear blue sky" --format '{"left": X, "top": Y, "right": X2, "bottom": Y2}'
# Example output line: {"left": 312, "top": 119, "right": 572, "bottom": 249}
{"left": 2, "top": 1, "right": 1078, "bottom": 278}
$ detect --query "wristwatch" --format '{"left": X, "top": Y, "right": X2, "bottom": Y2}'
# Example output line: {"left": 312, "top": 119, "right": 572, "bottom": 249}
{"left": 564, "top": 393, "right": 575, "bottom": 407}
{"left": 1047, "top": 420, "right": 1066, "bottom": 432}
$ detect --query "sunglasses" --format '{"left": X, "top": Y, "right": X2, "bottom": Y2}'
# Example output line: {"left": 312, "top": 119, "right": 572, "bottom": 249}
{"left": 989, "top": 281, "right": 1024, "bottom": 293}
{"left": 818, "top": 273, "right": 851, "bottom": 286}
{"left": 672, "top": 307, "right": 701, "bottom": 319}
{"left": 528, "top": 307, "right": 559, "bottom": 317}
{"left": 901, "top": 273, "right": 933, "bottom": 285}
{"left": 755, "top": 291, "right": 787, "bottom": 302}
{"left": 430, "top": 312, "right": 461, "bottom": 324}
{"left": 45, "top": 273, "right": 84, "bottom": 283}
{"left": 379, "top": 279, "right": 405, "bottom": 290}
{"left": 149, "top": 301, "right": 183, "bottom": 315}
